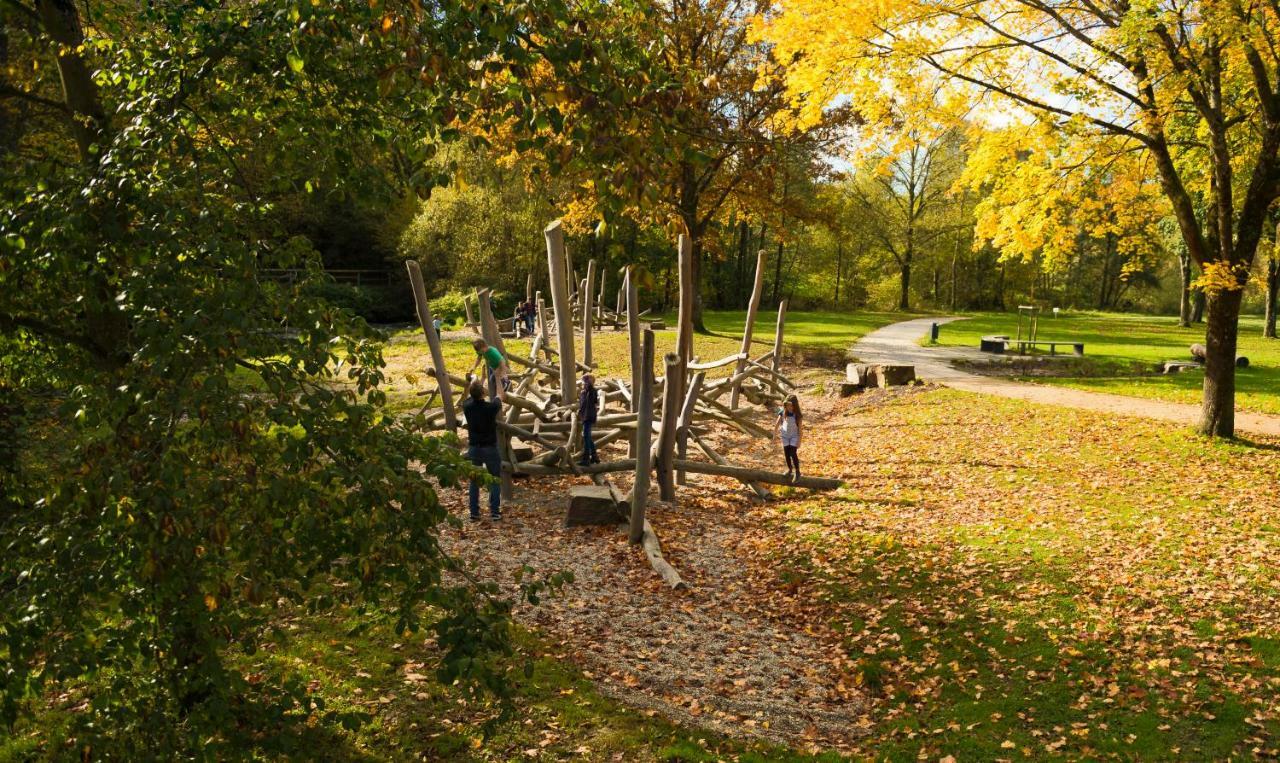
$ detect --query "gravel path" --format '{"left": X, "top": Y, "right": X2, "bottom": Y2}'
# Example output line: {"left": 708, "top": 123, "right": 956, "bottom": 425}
{"left": 851, "top": 317, "right": 1280, "bottom": 437}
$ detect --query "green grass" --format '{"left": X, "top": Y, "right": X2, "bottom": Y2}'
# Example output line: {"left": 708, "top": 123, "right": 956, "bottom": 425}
{"left": 934, "top": 311, "right": 1280, "bottom": 415}
{"left": 0, "top": 611, "right": 841, "bottom": 762}
{"left": 772, "top": 387, "right": 1280, "bottom": 760}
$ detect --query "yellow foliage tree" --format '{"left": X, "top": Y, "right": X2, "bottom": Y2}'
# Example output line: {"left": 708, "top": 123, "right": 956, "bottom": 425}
{"left": 758, "top": 0, "right": 1280, "bottom": 436}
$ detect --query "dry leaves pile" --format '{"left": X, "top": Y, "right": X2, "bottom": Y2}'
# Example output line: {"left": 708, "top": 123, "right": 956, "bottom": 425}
{"left": 441, "top": 385, "right": 1280, "bottom": 759}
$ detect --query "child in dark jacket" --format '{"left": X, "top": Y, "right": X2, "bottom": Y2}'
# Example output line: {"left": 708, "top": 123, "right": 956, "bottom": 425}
{"left": 578, "top": 374, "right": 600, "bottom": 466}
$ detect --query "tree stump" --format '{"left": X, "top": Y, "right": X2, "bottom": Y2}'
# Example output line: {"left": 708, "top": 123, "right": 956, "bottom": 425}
{"left": 876, "top": 364, "right": 916, "bottom": 387}
{"left": 565, "top": 485, "right": 625, "bottom": 527}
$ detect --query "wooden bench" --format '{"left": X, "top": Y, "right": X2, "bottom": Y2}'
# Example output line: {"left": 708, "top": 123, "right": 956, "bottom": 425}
{"left": 979, "top": 336, "right": 1085, "bottom": 356}
{"left": 1011, "top": 340, "right": 1084, "bottom": 356}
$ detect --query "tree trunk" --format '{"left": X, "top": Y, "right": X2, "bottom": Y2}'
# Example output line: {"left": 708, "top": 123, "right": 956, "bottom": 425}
{"left": 1178, "top": 249, "right": 1193, "bottom": 328}
{"left": 1192, "top": 287, "right": 1206, "bottom": 323}
{"left": 898, "top": 258, "right": 912, "bottom": 311}
{"left": 1265, "top": 256, "right": 1279, "bottom": 339}
{"left": 834, "top": 241, "right": 843, "bottom": 306}
{"left": 1200, "top": 288, "right": 1244, "bottom": 437}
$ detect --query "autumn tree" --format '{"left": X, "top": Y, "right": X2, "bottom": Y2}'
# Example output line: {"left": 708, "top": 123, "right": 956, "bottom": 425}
{"left": 844, "top": 125, "right": 968, "bottom": 311}
{"left": 0, "top": 0, "right": 627, "bottom": 751}
{"left": 760, "top": 0, "right": 1280, "bottom": 437}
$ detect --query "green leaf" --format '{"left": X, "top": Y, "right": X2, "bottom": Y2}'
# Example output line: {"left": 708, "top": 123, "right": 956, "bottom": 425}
{"left": 286, "top": 50, "right": 304, "bottom": 74}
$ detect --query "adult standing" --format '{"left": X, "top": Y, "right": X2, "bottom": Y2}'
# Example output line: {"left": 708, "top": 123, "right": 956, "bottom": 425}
{"left": 462, "top": 381, "right": 502, "bottom": 520}
{"left": 577, "top": 373, "right": 600, "bottom": 466}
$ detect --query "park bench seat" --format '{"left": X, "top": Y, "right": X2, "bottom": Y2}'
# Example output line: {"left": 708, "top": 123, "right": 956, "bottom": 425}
{"left": 979, "top": 336, "right": 1085, "bottom": 356}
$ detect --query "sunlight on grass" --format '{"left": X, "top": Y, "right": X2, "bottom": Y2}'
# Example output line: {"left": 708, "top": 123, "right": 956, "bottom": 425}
{"left": 936, "top": 312, "right": 1280, "bottom": 415}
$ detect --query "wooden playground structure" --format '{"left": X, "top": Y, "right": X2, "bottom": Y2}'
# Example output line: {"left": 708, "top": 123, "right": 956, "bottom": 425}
{"left": 404, "top": 220, "right": 841, "bottom": 588}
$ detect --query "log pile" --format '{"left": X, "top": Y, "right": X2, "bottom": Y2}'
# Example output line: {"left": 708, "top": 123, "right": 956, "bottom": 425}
{"left": 405, "top": 220, "right": 841, "bottom": 588}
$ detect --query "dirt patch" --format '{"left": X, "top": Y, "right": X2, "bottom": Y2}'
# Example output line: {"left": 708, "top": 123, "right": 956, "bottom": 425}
{"left": 952, "top": 355, "right": 1157, "bottom": 378}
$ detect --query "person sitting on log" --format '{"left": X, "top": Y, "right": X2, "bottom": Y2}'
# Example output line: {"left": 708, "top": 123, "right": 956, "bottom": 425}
{"left": 577, "top": 373, "right": 601, "bottom": 466}
{"left": 472, "top": 338, "right": 509, "bottom": 399}
{"left": 774, "top": 394, "right": 803, "bottom": 482}
{"left": 462, "top": 381, "right": 502, "bottom": 521}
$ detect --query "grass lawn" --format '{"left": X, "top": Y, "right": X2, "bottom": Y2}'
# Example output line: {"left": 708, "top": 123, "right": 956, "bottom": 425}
{"left": 759, "top": 387, "right": 1280, "bottom": 760}
{"left": 377, "top": 309, "right": 902, "bottom": 415}
{"left": 934, "top": 311, "right": 1280, "bottom": 415}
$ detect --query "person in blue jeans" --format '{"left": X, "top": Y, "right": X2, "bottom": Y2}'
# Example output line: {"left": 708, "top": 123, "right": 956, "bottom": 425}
{"left": 462, "top": 381, "right": 502, "bottom": 520}
{"left": 577, "top": 374, "right": 600, "bottom": 466}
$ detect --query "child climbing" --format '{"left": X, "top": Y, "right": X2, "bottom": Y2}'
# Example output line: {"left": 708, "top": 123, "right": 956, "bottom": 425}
{"left": 775, "top": 394, "right": 802, "bottom": 481}
{"left": 578, "top": 373, "right": 600, "bottom": 466}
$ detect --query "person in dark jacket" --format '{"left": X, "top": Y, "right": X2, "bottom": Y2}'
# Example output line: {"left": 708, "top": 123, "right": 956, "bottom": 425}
{"left": 462, "top": 381, "right": 502, "bottom": 520}
{"left": 577, "top": 374, "right": 600, "bottom": 466}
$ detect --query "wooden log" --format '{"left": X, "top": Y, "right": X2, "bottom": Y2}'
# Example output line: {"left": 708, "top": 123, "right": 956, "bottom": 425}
{"left": 497, "top": 421, "right": 565, "bottom": 453}
{"left": 688, "top": 353, "right": 746, "bottom": 371}
{"left": 655, "top": 353, "right": 682, "bottom": 501}
{"left": 544, "top": 221, "right": 577, "bottom": 404}
{"left": 405, "top": 261, "right": 457, "bottom": 431}
{"left": 630, "top": 330, "right": 655, "bottom": 544}
{"left": 675, "top": 371, "right": 704, "bottom": 487}
{"left": 514, "top": 459, "right": 636, "bottom": 476}
{"left": 463, "top": 293, "right": 476, "bottom": 332}
{"left": 771, "top": 299, "right": 787, "bottom": 375}
{"left": 641, "top": 519, "right": 686, "bottom": 590}
{"left": 625, "top": 268, "right": 643, "bottom": 459}
{"left": 598, "top": 266, "right": 607, "bottom": 322}
{"left": 690, "top": 431, "right": 771, "bottom": 500}
{"left": 732, "top": 249, "right": 767, "bottom": 409}
{"left": 673, "top": 459, "right": 842, "bottom": 489}
{"left": 526, "top": 272, "right": 534, "bottom": 303}
{"left": 675, "top": 233, "right": 695, "bottom": 368}
{"left": 583, "top": 259, "right": 596, "bottom": 367}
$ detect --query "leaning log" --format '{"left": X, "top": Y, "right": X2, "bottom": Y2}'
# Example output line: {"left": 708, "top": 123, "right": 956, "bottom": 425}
{"left": 731, "top": 249, "right": 767, "bottom": 409}
{"left": 405, "top": 261, "right": 457, "bottom": 431}
{"left": 641, "top": 519, "right": 686, "bottom": 590}
{"left": 514, "top": 460, "right": 637, "bottom": 476}
{"left": 690, "top": 431, "right": 771, "bottom": 500}
{"left": 672, "top": 459, "right": 842, "bottom": 489}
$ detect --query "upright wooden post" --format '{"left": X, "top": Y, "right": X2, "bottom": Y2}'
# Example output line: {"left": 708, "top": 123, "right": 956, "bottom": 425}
{"left": 476, "top": 289, "right": 506, "bottom": 356}
{"left": 626, "top": 267, "right": 642, "bottom": 409}
{"left": 675, "top": 233, "right": 695, "bottom": 367}
{"left": 544, "top": 221, "right": 577, "bottom": 405}
{"left": 536, "top": 292, "right": 547, "bottom": 338}
{"left": 630, "top": 330, "right": 655, "bottom": 544}
{"left": 598, "top": 267, "right": 607, "bottom": 321}
{"left": 772, "top": 299, "right": 787, "bottom": 375}
{"left": 675, "top": 371, "right": 704, "bottom": 486}
{"left": 526, "top": 272, "right": 534, "bottom": 303}
{"left": 582, "top": 259, "right": 596, "bottom": 367}
{"left": 655, "top": 353, "right": 682, "bottom": 501}
{"left": 731, "top": 250, "right": 767, "bottom": 410}
{"left": 405, "top": 260, "right": 456, "bottom": 431}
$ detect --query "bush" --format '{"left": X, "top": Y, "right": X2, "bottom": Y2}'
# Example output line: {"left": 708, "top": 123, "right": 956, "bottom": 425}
{"left": 427, "top": 289, "right": 518, "bottom": 327}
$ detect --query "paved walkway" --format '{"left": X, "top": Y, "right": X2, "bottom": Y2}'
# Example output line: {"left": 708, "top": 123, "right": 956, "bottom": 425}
{"left": 851, "top": 317, "right": 1280, "bottom": 438}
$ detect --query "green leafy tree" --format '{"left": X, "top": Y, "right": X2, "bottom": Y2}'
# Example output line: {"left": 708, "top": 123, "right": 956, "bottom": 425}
{"left": 0, "top": 0, "right": 597, "bottom": 754}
